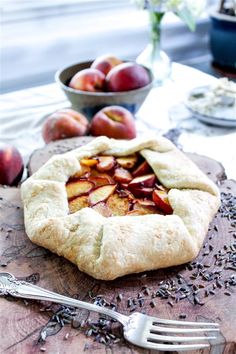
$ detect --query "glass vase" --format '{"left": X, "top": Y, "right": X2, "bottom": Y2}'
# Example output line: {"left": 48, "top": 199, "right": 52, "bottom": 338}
{"left": 136, "top": 11, "right": 171, "bottom": 85}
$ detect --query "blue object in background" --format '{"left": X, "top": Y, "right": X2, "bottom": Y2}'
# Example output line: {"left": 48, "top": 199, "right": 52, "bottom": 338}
{"left": 210, "top": 12, "right": 236, "bottom": 70}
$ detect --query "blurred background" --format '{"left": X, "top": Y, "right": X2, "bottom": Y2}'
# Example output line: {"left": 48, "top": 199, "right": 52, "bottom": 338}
{"left": 0, "top": 0, "right": 230, "bottom": 93}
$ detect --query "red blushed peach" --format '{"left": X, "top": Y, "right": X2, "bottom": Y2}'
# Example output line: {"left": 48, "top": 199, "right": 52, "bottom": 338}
{"left": 128, "top": 174, "right": 156, "bottom": 189}
{"left": 69, "top": 68, "right": 105, "bottom": 92}
{"left": 0, "top": 144, "right": 24, "bottom": 186}
{"left": 91, "top": 55, "right": 123, "bottom": 76}
{"left": 106, "top": 62, "right": 150, "bottom": 92}
{"left": 42, "top": 109, "right": 89, "bottom": 143}
{"left": 132, "top": 161, "right": 151, "bottom": 177}
{"left": 152, "top": 189, "right": 173, "bottom": 214}
{"left": 90, "top": 105, "right": 136, "bottom": 139}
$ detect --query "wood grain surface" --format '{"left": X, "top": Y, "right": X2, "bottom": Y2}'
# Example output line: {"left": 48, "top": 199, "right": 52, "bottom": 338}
{"left": 0, "top": 137, "right": 236, "bottom": 354}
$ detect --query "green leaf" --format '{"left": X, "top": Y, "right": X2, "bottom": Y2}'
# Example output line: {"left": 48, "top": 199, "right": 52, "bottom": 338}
{"left": 175, "top": 6, "right": 196, "bottom": 31}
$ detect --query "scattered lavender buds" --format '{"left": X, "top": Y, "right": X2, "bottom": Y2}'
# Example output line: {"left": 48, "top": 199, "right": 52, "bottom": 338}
{"left": 2, "top": 191, "right": 235, "bottom": 349}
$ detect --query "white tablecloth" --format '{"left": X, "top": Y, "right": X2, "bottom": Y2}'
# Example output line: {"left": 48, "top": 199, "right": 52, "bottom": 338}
{"left": 1, "top": 63, "right": 236, "bottom": 179}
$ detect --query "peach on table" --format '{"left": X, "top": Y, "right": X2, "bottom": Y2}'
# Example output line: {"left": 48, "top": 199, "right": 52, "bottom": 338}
{"left": 90, "top": 105, "right": 136, "bottom": 139}
{"left": 0, "top": 144, "right": 24, "bottom": 186}
{"left": 42, "top": 109, "right": 89, "bottom": 143}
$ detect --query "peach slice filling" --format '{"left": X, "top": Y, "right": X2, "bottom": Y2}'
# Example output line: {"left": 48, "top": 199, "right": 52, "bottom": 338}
{"left": 66, "top": 153, "right": 173, "bottom": 217}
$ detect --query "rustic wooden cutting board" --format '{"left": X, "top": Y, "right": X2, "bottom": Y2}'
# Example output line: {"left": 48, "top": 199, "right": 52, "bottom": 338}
{"left": 0, "top": 137, "right": 236, "bottom": 354}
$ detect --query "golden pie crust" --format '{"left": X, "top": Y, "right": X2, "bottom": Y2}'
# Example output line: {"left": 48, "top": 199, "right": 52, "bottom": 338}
{"left": 21, "top": 136, "right": 220, "bottom": 280}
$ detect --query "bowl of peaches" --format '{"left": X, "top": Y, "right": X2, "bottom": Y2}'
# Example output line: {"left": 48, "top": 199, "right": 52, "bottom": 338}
{"left": 55, "top": 55, "right": 154, "bottom": 119}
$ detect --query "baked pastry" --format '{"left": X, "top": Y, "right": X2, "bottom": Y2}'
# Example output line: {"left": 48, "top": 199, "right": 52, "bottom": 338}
{"left": 21, "top": 136, "right": 220, "bottom": 280}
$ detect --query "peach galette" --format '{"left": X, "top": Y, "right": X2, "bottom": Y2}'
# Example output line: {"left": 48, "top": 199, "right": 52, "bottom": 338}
{"left": 21, "top": 136, "right": 220, "bottom": 280}
{"left": 66, "top": 153, "right": 173, "bottom": 217}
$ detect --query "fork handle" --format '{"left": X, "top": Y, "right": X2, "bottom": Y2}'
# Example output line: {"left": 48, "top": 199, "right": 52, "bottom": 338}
{"left": 0, "top": 272, "right": 127, "bottom": 325}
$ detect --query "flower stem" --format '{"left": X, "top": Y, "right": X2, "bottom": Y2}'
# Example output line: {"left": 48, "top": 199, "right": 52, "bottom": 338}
{"left": 149, "top": 11, "right": 165, "bottom": 62}
{"left": 149, "top": 11, "right": 165, "bottom": 44}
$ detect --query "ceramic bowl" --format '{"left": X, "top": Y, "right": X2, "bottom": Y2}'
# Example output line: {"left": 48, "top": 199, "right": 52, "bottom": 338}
{"left": 210, "top": 9, "right": 236, "bottom": 69}
{"left": 55, "top": 61, "right": 153, "bottom": 120}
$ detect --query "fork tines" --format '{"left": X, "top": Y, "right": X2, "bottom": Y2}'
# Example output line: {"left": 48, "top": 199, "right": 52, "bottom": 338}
{"left": 146, "top": 317, "right": 219, "bottom": 351}
{"left": 151, "top": 317, "right": 220, "bottom": 327}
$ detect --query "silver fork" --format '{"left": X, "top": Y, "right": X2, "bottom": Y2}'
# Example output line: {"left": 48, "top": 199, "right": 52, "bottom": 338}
{"left": 0, "top": 272, "right": 219, "bottom": 351}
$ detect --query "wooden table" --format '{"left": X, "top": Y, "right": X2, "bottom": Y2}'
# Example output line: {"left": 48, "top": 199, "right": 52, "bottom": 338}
{"left": 0, "top": 137, "right": 236, "bottom": 354}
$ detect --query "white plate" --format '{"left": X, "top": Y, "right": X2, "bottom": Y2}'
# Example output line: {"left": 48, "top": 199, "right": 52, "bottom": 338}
{"left": 187, "top": 106, "right": 236, "bottom": 127}
{"left": 186, "top": 85, "right": 236, "bottom": 128}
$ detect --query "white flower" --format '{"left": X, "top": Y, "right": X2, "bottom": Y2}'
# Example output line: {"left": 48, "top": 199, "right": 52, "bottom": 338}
{"left": 134, "top": 0, "right": 206, "bottom": 31}
{"left": 134, "top": 0, "right": 206, "bottom": 12}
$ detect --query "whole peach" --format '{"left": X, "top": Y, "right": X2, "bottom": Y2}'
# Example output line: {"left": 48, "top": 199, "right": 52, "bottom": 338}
{"left": 42, "top": 109, "right": 89, "bottom": 143}
{"left": 106, "top": 62, "right": 150, "bottom": 92}
{"left": 0, "top": 144, "right": 24, "bottom": 186}
{"left": 91, "top": 55, "right": 123, "bottom": 76}
{"left": 69, "top": 68, "right": 105, "bottom": 92}
{"left": 90, "top": 106, "right": 136, "bottom": 139}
